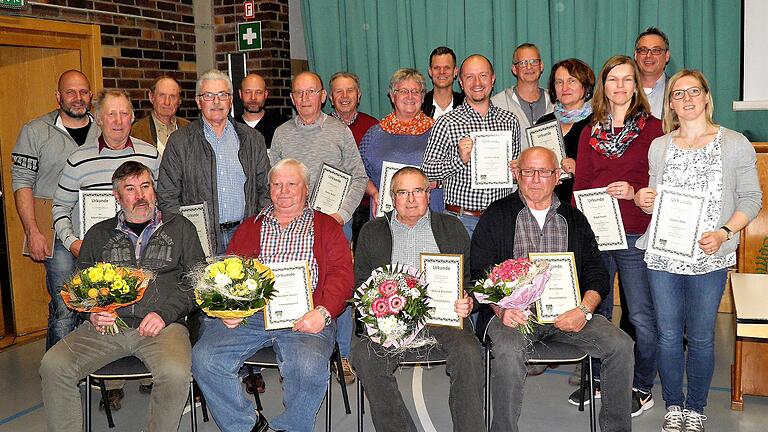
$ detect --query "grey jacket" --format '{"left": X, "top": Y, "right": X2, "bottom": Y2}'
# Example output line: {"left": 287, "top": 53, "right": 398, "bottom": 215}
{"left": 637, "top": 127, "right": 763, "bottom": 255}
{"left": 490, "top": 87, "right": 553, "bottom": 150}
{"left": 11, "top": 110, "right": 101, "bottom": 198}
{"left": 157, "top": 118, "right": 271, "bottom": 249}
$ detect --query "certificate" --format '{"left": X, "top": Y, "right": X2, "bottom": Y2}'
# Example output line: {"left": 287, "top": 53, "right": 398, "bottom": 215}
{"left": 180, "top": 202, "right": 214, "bottom": 258}
{"left": 420, "top": 253, "right": 463, "bottom": 328}
{"left": 470, "top": 131, "right": 515, "bottom": 189}
{"left": 647, "top": 185, "right": 709, "bottom": 264}
{"left": 264, "top": 260, "right": 314, "bottom": 330}
{"left": 79, "top": 190, "right": 119, "bottom": 237}
{"left": 377, "top": 161, "right": 415, "bottom": 217}
{"left": 310, "top": 164, "right": 352, "bottom": 215}
{"left": 526, "top": 120, "right": 570, "bottom": 180}
{"left": 573, "top": 188, "right": 628, "bottom": 251}
{"left": 529, "top": 253, "right": 581, "bottom": 323}
{"left": 22, "top": 197, "right": 55, "bottom": 259}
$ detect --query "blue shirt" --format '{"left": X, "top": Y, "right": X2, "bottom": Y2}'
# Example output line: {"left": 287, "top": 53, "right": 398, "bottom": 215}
{"left": 203, "top": 118, "right": 246, "bottom": 223}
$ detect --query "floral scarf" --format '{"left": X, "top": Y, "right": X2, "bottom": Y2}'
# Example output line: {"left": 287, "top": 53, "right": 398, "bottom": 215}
{"left": 589, "top": 112, "right": 648, "bottom": 159}
{"left": 379, "top": 111, "right": 434, "bottom": 135}
{"left": 554, "top": 100, "right": 592, "bottom": 124}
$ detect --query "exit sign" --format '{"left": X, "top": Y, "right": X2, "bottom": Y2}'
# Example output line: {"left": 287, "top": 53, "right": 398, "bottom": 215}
{"left": 238, "top": 21, "right": 262, "bottom": 52}
{"left": 0, "top": 0, "right": 24, "bottom": 9}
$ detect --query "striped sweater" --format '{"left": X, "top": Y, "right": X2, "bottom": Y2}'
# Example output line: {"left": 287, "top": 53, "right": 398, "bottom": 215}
{"left": 52, "top": 136, "right": 160, "bottom": 250}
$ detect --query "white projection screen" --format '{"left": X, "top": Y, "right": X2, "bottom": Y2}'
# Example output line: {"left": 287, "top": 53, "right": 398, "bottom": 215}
{"left": 736, "top": 0, "right": 768, "bottom": 110}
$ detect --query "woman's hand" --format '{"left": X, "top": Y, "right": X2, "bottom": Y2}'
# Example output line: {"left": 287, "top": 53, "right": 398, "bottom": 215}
{"left": 634, "top": 187, "right": 656, "bottom": 213}
{"left": 606, "top": 181, "right": 635, "bottom": 200}
{"left": 699, "top": 230, "right": 727, "bottom": 255}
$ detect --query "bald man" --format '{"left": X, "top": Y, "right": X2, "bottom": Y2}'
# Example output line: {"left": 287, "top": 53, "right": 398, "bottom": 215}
{"left": 11, "top": 70, "right": 102, "bottom": 349}
{"left": 234, "top": 73, "right": 289, "bottom": 148}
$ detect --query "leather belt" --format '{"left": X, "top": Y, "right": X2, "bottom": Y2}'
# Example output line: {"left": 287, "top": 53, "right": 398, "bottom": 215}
{"left": 445, "top": 204, "right": 484, "bottom": 217}
{"left": 219, "top": 220, "right": 242, "bottom": 230}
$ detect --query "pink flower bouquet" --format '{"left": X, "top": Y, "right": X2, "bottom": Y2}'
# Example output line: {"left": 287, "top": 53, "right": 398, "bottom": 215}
{"left": 473, "top": 258, "right": 550, "bottom": 333}
{"left": 352, "top": 264, "right": 433, "bottom": 350}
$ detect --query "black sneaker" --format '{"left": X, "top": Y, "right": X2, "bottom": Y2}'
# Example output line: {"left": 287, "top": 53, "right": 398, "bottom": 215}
{"left": 567, "top": 381, "right": 600, "bottom": 406}
{"left": 631, "top": 388, "right": 654, "bottom": 417}
{"left": 139, "top": 383, "right": 154, "bottom": 394}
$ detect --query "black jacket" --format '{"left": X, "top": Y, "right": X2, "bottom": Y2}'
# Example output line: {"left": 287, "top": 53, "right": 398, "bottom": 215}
{"left": 234, "top": 109, "right": 290, "bottom": 148}
{"left": 420, "top": 90, "right": 464, "bottom": 119}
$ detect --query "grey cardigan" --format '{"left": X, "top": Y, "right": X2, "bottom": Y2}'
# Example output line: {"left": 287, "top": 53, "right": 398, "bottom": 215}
{"left": 637, "top": 127, "right": 762, "bottom": 256}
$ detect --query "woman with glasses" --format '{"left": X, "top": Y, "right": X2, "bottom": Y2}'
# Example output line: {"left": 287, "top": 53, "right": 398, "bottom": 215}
{"left": 535, "top": 58, "right": 595, "bottom": 203}
{"left": 360, "top": 68, "right": 444, "bottom": 215}
{"left": 570, "top": 55, "right": 664, "bottom": 416}
{"left": 634, "top": 70, "right": 761, "bottom": 432}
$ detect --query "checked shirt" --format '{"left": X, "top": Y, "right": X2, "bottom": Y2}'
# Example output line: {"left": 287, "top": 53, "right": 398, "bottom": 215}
{"left": 422, "top": 101, "right": 522, "bottom": 211}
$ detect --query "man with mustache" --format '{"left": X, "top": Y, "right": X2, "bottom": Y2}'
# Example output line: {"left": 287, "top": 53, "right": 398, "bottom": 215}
{"left": 634, "top": 27, "right": 670, "bottom": 119}
{"left": 131, "top": 75, "right": 189, "bottom": 156}
{"left": 421, "top": 46, "right": 465, "bottom": 120}
{"left": 41, "top": 161, "right": 205, "bottom": 432}
{"left": 491, "top": 43, "right": 554, "bottom": 149}
{"left": 234, "top": 73, "right": 289, "bottom": 149}
{"left": 11, "top": 70, "right": 101, "bottom": 350}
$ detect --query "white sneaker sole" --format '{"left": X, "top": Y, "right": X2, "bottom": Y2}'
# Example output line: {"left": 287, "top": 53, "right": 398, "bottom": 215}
{"left": 632, "top": 396, "right": 655, "bottom": 417}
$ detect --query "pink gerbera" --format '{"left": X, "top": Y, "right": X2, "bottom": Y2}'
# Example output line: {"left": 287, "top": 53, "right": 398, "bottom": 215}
{"left": 387, "top": 294, "right": 405, "bottom": 313}
{"left": 378, "top": 279, "right": 399, "bottom": 296}
{"left": 372, "top": 298, "right": 391, "bottom": 317}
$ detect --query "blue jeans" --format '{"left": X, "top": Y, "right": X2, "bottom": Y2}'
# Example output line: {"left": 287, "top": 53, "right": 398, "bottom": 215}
{"left": 648, "top": 268, "right": 727, "bottom": 414}
{"left": 217, "top": 224, "right": 239, "bottom": 255}
{"left": 336, "top": 305, "right": 354, "bottom": 357}
{"left": 192, "top": 313, "right": 336, "bottom": 432}
{"left": 45, "top": 239, "right": 77, "bottom": 350}
{"left": 445, "top": 211, "right": 480, "bottom": 237}
{"left": 592, "top": 235, "right": 657, "bottom": 392}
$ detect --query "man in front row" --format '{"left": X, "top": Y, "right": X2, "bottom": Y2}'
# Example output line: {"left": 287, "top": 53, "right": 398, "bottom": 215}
{"left": 192, "top": 159, "right": 353, "bottom": 432}
{"left": 352, "top": 167, "right": 485, "bottom": 432}
{"left": 40, "top": 161, "right": 205, "bottom": 432}
{"left": 471, "top": 147, "right": 634, "bottom": 432}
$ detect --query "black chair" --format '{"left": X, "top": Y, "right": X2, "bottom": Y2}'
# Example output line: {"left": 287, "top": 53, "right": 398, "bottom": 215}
{"left": 84, "top": 356, "right": 203, "bottom": 431}
{"left": 356, "top": 349, "right": 449, "bottom": 432}
{"left": 484, "top": 338, "right": 597, "bottom": 432}
{"left": 243, "top": 342, "right": 351, "bottom": 432}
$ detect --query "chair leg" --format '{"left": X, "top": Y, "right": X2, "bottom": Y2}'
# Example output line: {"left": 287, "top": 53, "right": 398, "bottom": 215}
{"left": 98, "top": 379, "right": 115, "bottom": 428}
{"left": 588, "top": 357, "right": 596, "bottom": 432}
{"left": 246, "top": 364, "right": 263, "bottom": 411}
{"left": 356, "top": 380, "right": 364, "bottom": 432}
{"left": 485, "top": 344, "right": 491, "bottom": 431}
{"left": 578, "top": 357, "right": 587, "bottom": 412}
{"left": 85, "top": 377, "right": 92, "bottom": 432}
{"left": 189, "top": 381, "right": 197, "bottom": 432}
{"left": 332, "top": 344, "right": 351, "bottom": 414}
{"left": 194, "top": 380, "right": 209, "bottom": 422}
{"left": 326, "top": 369, "right": 332, "bottom": 432}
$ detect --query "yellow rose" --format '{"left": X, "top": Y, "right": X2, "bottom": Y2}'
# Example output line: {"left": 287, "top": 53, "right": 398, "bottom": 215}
{"left": 104, "top": 269, "right": 116, "bottom": 282}
{"left": 99, "top": 287, "right": 110, "bottom": 296}
{"left": 252, "top": 260, "right": 275, "bottom": 280}
{"left": 88, "top": 267, "right": 103, "bottom": 282}
{"left": 207, "top": 262, "right": 226, "bottom": 278}
{"left": 72, "top": 276, "right": 82, "bottom": 286}
{"left": 225, "top": 260, "right": 244, "bottom": 280}
{"left": 87, "top": 288, "right": 99, "bottom": 298}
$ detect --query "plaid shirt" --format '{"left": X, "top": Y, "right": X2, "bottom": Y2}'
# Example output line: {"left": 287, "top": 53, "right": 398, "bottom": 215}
{"left": 512, "top": 195, "right": 568, "bottom": 258}
{"left": 257, "top": 205, "right": 319, "bottom": 290}
{"left": 389, "top": 211, "right": 439, "bottom": 268}
{"left": 422, "top": 100, "right": 522, "bottom": 210}
{"left": 116, "top": 208, "right": 163, "bottom": 261}
{"left": 202, "top": 118, "right": 246, "bottom": 224}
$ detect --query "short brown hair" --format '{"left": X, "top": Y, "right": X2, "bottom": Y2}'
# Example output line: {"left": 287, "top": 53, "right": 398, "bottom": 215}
{"left": 390, "top": 167, "right": 429, "bottom": 195}
{"left": 112, "top": 161, "right": 154, "bottom": 189}
{"left": 547, "top": 58, "right": 595, "bottom": 103}
{"left": 591, "top": 56, "right": 650, "bottom": 126}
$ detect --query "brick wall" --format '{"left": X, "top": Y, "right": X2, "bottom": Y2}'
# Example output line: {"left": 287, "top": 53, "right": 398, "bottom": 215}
{"left": 214, "top": 0, "right": 293, "bottom": 116}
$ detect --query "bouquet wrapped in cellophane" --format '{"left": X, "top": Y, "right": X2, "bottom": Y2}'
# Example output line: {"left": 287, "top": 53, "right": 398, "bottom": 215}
{"left": 193, "top": 256, "right": 276, "bottom": 319}
{"left": 473, "top": 258, "right": 550, "bottom": 333}
{"left": 61, "top": 262, "right": 151, "bottom": 334}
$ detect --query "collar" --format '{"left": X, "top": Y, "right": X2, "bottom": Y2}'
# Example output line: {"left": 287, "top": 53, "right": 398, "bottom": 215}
{"left": 98, "top": 135, "right": 134, "bottom": 152}
{"left": 201, "top": 116, "right": 234, "bottom": 137}
{"left": 55, "top": 112, "right": 94, "bottom": 133}
{"left": 518, "top": 191, "right": 561, "bottom": 214}
{"left": 258, "top": 204, "right": 314, "bottom": 225}
{"left": 391, "top": 209, "right": 431, "bottom": 229}
{"left": 330, "top": 110, "right": 358, "bottom": 126}
{"left": 151, "top": 111, "right": 178, "bottom": 129}
{"left": 294, "top": 112, "right": 327, "bottom": 128}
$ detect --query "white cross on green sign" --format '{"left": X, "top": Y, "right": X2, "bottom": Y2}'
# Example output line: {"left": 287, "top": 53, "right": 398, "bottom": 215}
{"left": 238, "top": 21, "right": 262, "bottom": 52}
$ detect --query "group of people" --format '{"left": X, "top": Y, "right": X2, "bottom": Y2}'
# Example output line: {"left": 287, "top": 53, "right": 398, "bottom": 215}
{"left": 11, "top": 24, "right": 761, "bottom": 432}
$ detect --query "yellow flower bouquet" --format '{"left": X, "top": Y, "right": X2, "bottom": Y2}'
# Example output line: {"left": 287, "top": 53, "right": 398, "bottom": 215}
{"left": 193, "top": 256, "right": 277, "bottom": 319}
{"left": 60, "top": 262, "right": 151, "bottom": 334}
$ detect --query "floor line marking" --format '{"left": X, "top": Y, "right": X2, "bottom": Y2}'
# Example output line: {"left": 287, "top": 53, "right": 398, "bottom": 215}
{"left": 412, "top": 365, "right": 438, "bottom": 432}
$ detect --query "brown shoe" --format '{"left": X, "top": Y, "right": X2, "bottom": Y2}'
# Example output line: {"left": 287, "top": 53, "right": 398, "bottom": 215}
{"left": 334, "top": 357, "right": 356, "bottom": 385}
{"left": 98, "top": 388, "right": 124, "bottom": 411}
{"left": 243, "top": 373, "right": 266, "bottom": 394}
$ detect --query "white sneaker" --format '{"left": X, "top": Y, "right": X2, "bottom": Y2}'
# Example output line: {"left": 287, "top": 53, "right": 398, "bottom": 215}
{"left": 661, "top": 406, "right": 685, "bottom": 432}
{"left": 683, "top": 410, "right": 707, "bottom": 432}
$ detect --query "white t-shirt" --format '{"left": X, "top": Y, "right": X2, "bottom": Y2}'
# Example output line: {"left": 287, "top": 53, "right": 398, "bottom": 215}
{"left": 529, "top": 206, "right": 550, "bottom": 230}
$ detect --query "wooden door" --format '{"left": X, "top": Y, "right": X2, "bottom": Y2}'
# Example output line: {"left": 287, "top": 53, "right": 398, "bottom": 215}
{"left": 0, "top": 17, "right": 102, "bottom": 338}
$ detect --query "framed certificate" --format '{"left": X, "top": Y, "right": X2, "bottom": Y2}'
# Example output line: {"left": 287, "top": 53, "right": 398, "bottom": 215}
{"left": 420, "top": 253, "right": 463, "bottom": 328}
{"left": 573, "top": 188, "right": 628, "bottom": 251}
{"left": 647, "top": 185, "right": 709, "bottom": 264}
{"left": 310, "top": 163, "right": 352, "bottom": 215}
{"left": 470, "top": 131, "right": 515, "bottom": 189}
{"left": 377, "top": 161, "right": 415, "bottom": 217}
{"left": 529, "top": 252, "right": 581, "bottom": 323}
{"left": 79, "top": 189, "right": 120, "bottom": 237}
{"left": 180, "top": 202, "right": 214, "bottom": 258}
{"left": 264, "top": 260, "right": 314, "bottom": 330}
{"left": 526, "top": 120, "right": 570, "bottom": 180}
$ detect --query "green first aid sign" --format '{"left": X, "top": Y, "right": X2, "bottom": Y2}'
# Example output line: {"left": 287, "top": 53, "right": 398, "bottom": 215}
{"left": 0, "top": 0, "right": 24, "bottom": 9}
{"left": 238, "top": 21, "right": 262, "bottom": 52}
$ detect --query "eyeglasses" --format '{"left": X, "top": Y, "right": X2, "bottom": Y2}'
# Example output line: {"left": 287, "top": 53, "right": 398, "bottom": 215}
{"left": 393, "top": 188, "right": 428, "bottom": 198}
{"left": 198, "top": 92, "right": 232, "bottom": 101}
{"left": 514, "top": 59, "right": 541, "bottom": 68}
{"left": 392, "top": 88, "right": 424, "bottom": 96}
{"left": 635, "top": 47, "right": 667, "bottom": 56}
{"left": 519, "top": 169, "right": 556, "bottom": 178}
{"left": 291, "top": 88, "right": 323, "bottom": 98}
{"left": 670, "top": 87, "right": 703, "bottom": 100}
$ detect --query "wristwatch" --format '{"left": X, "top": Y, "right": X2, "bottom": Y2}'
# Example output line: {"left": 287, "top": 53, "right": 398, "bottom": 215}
{"left": 316, "top": 306, "right": 332, "bottom": 327}
{"left": 720, "top": 225, "right": 735, "bottom": 240}
{"left": 578, "top": 304, "right": 593, "bottom": 322}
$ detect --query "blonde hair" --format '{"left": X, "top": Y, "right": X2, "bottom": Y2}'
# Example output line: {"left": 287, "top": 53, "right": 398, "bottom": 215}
{"left": 662, "top": 69, "right": 716, "bottom": 133}
{"left": 591, "top": 56, "right": 650, "bottom": 126}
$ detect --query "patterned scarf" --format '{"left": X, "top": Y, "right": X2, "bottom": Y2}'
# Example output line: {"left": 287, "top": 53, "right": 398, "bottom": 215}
{"left": 379, "top": 111, "right": 434, "bottom": 135}
{"left": 554, "top": 100, "right": 592, "bottom": 124}
{"left": 589, "top": 112, "right": 648, "bottom": 159}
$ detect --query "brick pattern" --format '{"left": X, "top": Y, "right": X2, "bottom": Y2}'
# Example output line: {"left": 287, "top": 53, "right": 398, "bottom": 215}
{"left": 214, "top": 0, "right": 293, "bottom": 116}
